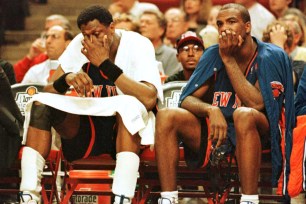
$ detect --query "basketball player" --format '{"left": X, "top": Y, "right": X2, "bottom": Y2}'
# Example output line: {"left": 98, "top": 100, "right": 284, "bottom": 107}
{"left": 19, "top": 5, "right": 162, "bottom": 204}
{"left": 155, "top": 3, "right": 295, "bottom": 204}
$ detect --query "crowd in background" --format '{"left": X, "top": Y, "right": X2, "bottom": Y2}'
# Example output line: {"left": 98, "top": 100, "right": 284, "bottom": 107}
{"left": 1, "top": 0, "right": 306, "bottom": 89}
{"left": 1, "top": 0, "right": 306, "bottom": 203}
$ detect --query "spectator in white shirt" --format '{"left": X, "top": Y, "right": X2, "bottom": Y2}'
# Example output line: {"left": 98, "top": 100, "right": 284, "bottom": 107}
{"left": 21, "top": 25, "right": 73, "bottom": 84}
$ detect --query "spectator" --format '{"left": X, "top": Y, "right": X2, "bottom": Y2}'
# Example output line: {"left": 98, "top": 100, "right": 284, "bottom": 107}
{"left": 199, "top": 24, "right": 219, "bottom": 48}
{"left": 165, "top": 31, "right": 204, "bottom": 83}
{"left": 181, "top": 0, "right": 212, "bottom": 34}
{"left": 108, "top": 0, "right": 160, "bottom": 21}
{"left": 21, "top": 25, "right": 74, "bottom": 85}
{"left": 0, "top": 59, "right": 16, "bottom": 85}
{"left": 139, "top": 10, "right": 182, "bottom": 77}
{"left": 234, "top": 0, "right": 276, "bottom": 40}
{"left": 14, "top": 14, "right": 71, "bottom": 83}
{"left": 283, "top": 20, "right": 306, "bottom": 62}
{"left": 262, "top": 20, "right": 305, "bottom": 89}
{"left": 155, "top": 3, "right": 295, "bottom": 204}
{"left": 19, "top": 5, "right": 162, "bottom": 204}
{"left": 164, "top": 8, "right": 189, "bottom": 47}
{"left": 113, "top": 13, "right": 139, "bottom": 32}
{"left": 207, "top": 5, "right": 222, "bottom": 29}
{"left": 282, "top": 8, "right": 306, "bottom": 46}
{"left": 269, "top": 0, "right": 292, "bottom": 19}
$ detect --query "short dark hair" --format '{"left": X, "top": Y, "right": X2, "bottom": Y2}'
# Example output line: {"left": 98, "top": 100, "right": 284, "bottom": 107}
{"left": 220, "top": 3, "right": 250, "bottom": 23}
{"left": 77, "top": 5, "right": 113, "bottom": 29}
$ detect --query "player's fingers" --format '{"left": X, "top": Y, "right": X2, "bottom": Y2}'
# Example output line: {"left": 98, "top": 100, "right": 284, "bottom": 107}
{"left": 225, "top": 29, "right": 233, "bottom": 44}
{"left": 73, "top": 74, "right": 88, "bottom": 97}
{"left": 213, "top": 127, "right": 219, "bottom": 142}
{"left": 82, "top": 74, "right": 94, "bottom": 97}
{"left": 102, "top": 35, "right": 109, "bottom": 49}
{"left": 81, "top": 47, "right": 88, "bottom": 56}
{"left": 220, "top": 128, "right": 227, "bottom": 142}
{"left": 221, "top": 31, "right": 227, "bottom": 41}
{"left": 231, "top": 31, "right": 238, "bottom": 45}
{"left": 215, "top": 137, "right": 223, "bottom": 148}
{"left": 238, "top": 35, "right": 244, "bottom": 47}
{"left": 209, "top": 125, "right": 215, "bottom": 140}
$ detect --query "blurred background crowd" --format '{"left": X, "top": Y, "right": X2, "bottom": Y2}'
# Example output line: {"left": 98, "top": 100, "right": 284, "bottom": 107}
{"left": 0, "top": 0, "right": 305, "bottom": 86}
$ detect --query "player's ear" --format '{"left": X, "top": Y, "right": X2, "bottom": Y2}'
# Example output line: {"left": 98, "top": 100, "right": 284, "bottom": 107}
{"left": 245, "top": 21, "right": 251, "bottom": 35}
{"left": 109, "top": 22, "right": 115, "bottom": 34}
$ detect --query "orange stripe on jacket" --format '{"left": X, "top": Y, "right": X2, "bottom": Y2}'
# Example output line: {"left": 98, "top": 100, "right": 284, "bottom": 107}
{"left": 277, "top": 108, "right": 286, "bottom": 195}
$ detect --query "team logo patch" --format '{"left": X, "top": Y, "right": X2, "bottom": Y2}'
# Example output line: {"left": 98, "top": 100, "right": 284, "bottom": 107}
{"left": 270, "top": 81, "right": 284, "bottom": 98}
{"left": 15, "top": 86, "right": 39, "bottom": 116}
{"left": 164, "top": 86, "right": 185, "bottom": 108}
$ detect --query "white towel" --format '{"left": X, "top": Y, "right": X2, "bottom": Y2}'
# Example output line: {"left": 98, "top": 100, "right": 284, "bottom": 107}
{"left": 23, "top": 93, "right": 155, "bottom": 145}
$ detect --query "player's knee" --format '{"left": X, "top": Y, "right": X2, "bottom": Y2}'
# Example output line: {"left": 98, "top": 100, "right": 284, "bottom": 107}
{"left": 233, "top": 107, "right": 256, "bottom": 127}
{"left": 156, "top": 108, "right": 178, "bottom": 131}
{"left": 29, "top": 102, "right": 52, "bottom": 131}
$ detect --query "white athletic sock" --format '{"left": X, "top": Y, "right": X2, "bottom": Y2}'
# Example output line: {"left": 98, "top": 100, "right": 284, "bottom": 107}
{"left": 112, "top": 152, "right": 139, "bottom": 204}
{"left": 20, "top": 147, "right": 45, "bottom": 202}
{"left": 240, "top": 194, "right": 259, "bottom": 204}
{"left": 159, "top": 191, "right": 179, "bottom": 204}
{"left": 291, "top": 193, "right": 305, "bottom": 204}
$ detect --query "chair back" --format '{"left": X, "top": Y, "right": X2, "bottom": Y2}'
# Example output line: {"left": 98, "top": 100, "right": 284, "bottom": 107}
{"left": 11, "top": 83, "right": 45, "bottom": 117}
{"left": 157, "top": 81, "right": 187, "bottom": 109}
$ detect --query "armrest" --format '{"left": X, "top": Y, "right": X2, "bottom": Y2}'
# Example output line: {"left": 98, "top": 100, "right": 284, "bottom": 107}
{"left": 0, "top": 107, "right": 22, "bottom": 137}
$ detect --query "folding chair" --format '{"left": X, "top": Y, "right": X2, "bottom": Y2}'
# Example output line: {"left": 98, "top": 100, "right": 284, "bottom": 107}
{"left": 9, "top": 83, "right": 63, "bottom": 203}
{"left": 60, "top": 154, "right": 114, "bottom": 204}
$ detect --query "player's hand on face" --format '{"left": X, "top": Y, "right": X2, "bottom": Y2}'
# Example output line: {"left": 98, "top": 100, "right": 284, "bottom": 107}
{"left": 208, "top": 106, "right": 228, "bottom": 147}
{"left": 81, "top": 34, "right": 110, "bottom": 67}
{"left": 219, "top": 29, "right": 243, "bottom": 59}
{"left": 65, "top": 72, "right": 93, "bottom": 97}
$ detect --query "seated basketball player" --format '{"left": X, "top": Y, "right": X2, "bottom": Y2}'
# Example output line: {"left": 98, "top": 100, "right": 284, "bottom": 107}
{"left": 155, "top": 3, "right": 295, "bottom": 204}
{"left": 19, "top": 5, "right": 162, "bottom": 204}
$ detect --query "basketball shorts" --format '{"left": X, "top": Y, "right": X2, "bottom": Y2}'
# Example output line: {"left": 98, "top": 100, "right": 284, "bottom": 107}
{"left": 183, "top": 118, "right": 212, "bottom": 169}
{"left": 60, "top": 115, "right": 117, "bottom": 162}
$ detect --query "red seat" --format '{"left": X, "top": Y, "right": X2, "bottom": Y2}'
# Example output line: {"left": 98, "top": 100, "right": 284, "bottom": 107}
{"left": 60, "top": 154, "right": 115, "bottom": 204}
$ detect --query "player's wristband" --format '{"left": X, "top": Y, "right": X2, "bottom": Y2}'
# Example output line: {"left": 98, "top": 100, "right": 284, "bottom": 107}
{"left": 53, "top": 72, "right": 71, "bottom": 94}
{"left": 98, "top": 59, "right": 123, "bottom": 82}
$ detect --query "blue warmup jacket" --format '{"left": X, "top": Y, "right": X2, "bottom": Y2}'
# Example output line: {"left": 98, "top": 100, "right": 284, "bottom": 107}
{"left": 295, "top": 67, "right": 306, "bottom": 116}
{"left": 179, "top": 38, "right": 295, "bottom": 194}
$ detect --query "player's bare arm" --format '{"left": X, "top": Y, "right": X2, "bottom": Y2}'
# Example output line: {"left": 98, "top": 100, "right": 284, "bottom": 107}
{"left": 219, "top": 29, "right": 264, "bottom": 111}
{"left": 181, "top": 79, "right": 227, "bottom": 147}
{"left": 115, "top": 77, "right": 157, "bottom": 111}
